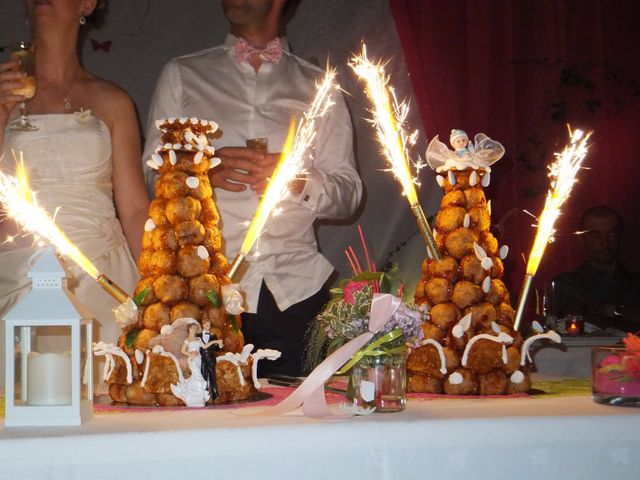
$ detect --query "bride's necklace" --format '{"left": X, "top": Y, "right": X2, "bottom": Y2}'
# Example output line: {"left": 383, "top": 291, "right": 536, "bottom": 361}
{"left": 37, "top": 76, "right": 78, "bottom": 112}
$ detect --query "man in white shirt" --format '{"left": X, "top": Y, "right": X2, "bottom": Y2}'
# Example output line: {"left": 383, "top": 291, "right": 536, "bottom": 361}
{"left": 143, "top": 0, "right": 362, "bottom": 377}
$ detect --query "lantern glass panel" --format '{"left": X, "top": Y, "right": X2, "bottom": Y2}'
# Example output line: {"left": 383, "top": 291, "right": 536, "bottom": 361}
{"left": 28, "top": 325, "right": 72, "bottom": 406}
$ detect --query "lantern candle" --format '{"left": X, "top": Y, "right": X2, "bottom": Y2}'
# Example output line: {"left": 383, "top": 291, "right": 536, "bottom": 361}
{"left": 27, "top": 351, "right": 72, "bottom": 405}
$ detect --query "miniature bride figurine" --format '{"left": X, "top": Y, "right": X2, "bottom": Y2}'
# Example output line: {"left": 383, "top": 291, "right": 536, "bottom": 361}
{"left": 170, "top": 322, "right": 219, "bottom": 407}
{"left": 426, "top": 128, "right": 505, "bottom": 172}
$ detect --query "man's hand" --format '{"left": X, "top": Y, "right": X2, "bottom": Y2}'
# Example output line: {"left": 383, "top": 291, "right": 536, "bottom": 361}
{"left": 250, "top": 152, "right": 280, "bottom": 194}
{"left": 209, "top": 146, "right": 268, "bottom": 192}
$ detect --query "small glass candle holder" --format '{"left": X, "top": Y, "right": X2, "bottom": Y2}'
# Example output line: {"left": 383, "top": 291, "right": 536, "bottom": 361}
{"left": 566, "top": 314, "right": 584, "bottom": 336}
{"left": 245, "top": 137, "right": 268, "bottom": 153}
{"left": 350, "top": 352, "right": 407, "bottom": 412}
{"left": 592, "top": 346, "right": 640, "bottom": 406}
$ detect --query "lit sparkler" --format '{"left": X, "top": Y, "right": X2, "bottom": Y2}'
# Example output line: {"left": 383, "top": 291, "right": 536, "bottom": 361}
{"left": 0, "top": 155, "right": 129, "bottom": 303}
{"left": 227, "top": 69, "right": 338, "bottom": 279}
{"left": 513, "top": 127, "right": 592, "bottom": 330}
{"left": 350, "top": 45, "right": 440, "bottom": 260}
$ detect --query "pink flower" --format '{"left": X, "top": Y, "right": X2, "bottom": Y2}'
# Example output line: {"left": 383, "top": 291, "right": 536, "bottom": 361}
{"left": 622, "top": 333, "right": 640, "bottom": 380}
{"left": 343, "top": 281, "right": 368, "bottom": 305}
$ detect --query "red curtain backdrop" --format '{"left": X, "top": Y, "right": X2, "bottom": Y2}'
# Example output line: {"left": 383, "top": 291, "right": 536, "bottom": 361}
{"left": 390, "top": 0, "right": 640, "bottom": 298}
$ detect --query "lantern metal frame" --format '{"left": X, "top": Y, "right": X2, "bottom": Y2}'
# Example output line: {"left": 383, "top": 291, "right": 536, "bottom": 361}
{"left": 3, "top": 249, "right": 93, "bottom": 427}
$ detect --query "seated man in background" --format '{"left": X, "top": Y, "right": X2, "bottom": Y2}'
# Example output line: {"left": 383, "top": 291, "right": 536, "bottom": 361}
{"left": 553, "top": 205, "right": 640, "bottom": 332}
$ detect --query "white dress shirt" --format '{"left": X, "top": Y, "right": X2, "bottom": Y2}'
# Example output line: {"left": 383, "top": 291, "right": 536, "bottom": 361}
{"left": 143, "top": 34, "right": 362, "bottom": 313}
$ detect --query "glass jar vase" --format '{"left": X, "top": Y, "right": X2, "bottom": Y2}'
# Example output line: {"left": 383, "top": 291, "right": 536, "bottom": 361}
{"left": 350, "top": 351, "right": 407, "bottom": 412}
{"left": 592, "top": 346, "right": 640, "bottom": 406}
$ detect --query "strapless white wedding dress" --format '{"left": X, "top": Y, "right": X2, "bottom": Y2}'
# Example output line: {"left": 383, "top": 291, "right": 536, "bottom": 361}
{"left": 1, "top": 113, "right": 139, "bottom": 377}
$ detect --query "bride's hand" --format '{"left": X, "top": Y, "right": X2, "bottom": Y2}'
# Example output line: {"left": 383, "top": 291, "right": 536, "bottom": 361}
{"left": 0, "top": 60, "right": 27, "bottom": 129}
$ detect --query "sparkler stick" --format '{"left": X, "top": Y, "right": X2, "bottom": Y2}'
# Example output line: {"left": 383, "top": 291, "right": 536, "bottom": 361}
{"left": 227, "top": 70, "right": 339, "bottom": 280}
{"left": 350, "top": 45, "right": 441, "bottom": 260}
{"left": 0, "top": 156, "right": 129, "bottom": 303}
{"left": 513, "top": 128, "right": 592, "bottom": 330}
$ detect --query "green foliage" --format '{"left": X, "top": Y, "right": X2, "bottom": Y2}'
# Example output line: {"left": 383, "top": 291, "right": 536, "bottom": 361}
{"left": 125, "top": 329, "right": 140, "bottom": 349}
{"left": 207, "top": 289, "right": 221, "bottom": 308}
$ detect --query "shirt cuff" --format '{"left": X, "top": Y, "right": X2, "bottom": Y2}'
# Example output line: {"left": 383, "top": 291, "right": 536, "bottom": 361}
{"left": 291, "top": 167, "right": 324, "bottom": 211}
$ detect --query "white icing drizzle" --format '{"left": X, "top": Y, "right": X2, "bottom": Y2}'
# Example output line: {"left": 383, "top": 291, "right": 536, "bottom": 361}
{"left": 152, "top": 345, "right": 185, "bottom": 382}
{"left": 93, "top": 342, "right": 133, "bottom": 384}
{"left": 185, "top": 130, "right": 195, "bottom": 144}
{"left": 448, "top": 170, "right": 456, "bottom": 185}
{"left": 491, "top": 321, "right": 502, "bottom": 334}
{"left": 163, "top": 143, "right": 173, "bottom": 149}
{"left": 134, "top": 349, "right": 144, "bottom": 364}
{"left": 418, "top": 339, "right": 447, "bottom": 374}
{"left": 499, "top": 245, "right": 509, "bottom": 260}
{"left": 194, "top": 151, "right": 204, "bottom": 164}
{"left": 196, "top": 145, "right": 204, "bottom": 151}
{"left": 155, "top": 119, "right": 163, "bottom": 129}
{"left": 482, "top": 275, "right": 491, "bottom": 293}
{"left": 481, "top": 171, "right": 491, "bottom": 187}
{"left": 184, "top": 144, "right": 193, "bottom": 150}
{"left": 461, "top": 332, "right": 513, "bottom": 366}
{"left": 463, "top": 213, "right": 470, "bottom": 228}
{"left": 169, "top": 150, "right": 177, "bottom": 165}
{"left": 141, "top": 350, "right": 151, "bottom": 388}
{"left": 172, "top": 143, "right": 181, "bottom": 150}
{"left": 436, "top": 175, "right": 445, "bottom": 187}
{"left": 190, "top": 117, "right": 198, "bottom": 124}
{"left": 501, "top": 344, "right": 508, "bottom": 364}
{"left": 186, "top": 176, "right": 200, "bottom": 189}
{"left": 469, "top": 171, "right": 478, "bottom": 186}
{"left": 510, "top": 370, "right": 525, "bottom": 384}
{"left": 448, "top": 372, "right": 464, "bottom": 385}
{"left": 520, "top": 331, "right": 561, "bottom": 366}
{"left": 208, "top": 120, "right": 219, "bottom": 131}
{"left": 196, "top": 133, "right": 208, "bottom": 146}
{"left": 197, "top": 245, "right": 209, "bottom": 260}
{"left": 251, "top": 347, "right": 282, "bottom": 388}
{"left": 487, "top": 199, "right": 492, "bottom": 216}
{"left": 204, "top": 146, "right": 215, "bottom": 155}
{"left": 452, "top": 313, "right": 472, "bottom": 338}
{"left": 144, "top": 218, "right": 156, "bottom": 232}
{"left": 218, "top": 352, "right": 246, "bottom": 386}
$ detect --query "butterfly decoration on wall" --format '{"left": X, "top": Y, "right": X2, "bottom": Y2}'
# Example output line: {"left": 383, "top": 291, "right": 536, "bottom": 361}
{"left": 90, "top": 38, "right": 112, "bottom": 53}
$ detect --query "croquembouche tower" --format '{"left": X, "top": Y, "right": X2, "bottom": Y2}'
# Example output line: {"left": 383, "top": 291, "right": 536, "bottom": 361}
{"left": 407, "top": 129, "right": 557, "bottom": 395}
{"left": 98, "top": 118, "right": 257, "bottom": 406}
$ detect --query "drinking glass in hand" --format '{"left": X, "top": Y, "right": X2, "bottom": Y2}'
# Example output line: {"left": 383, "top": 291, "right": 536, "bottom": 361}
{"left": 245, "top": 137, "right": 268, "bottom": 153}
{"left": 9, "top": 41, "right": 38, "bottom": 131}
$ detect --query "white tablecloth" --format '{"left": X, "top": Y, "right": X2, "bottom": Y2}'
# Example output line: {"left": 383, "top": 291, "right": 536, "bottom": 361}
{"left": 2, "top": 382, "right": 640, "bottom": 480}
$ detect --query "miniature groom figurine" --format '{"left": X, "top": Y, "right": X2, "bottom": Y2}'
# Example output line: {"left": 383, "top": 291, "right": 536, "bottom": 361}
{"left": 199, "top": 321, "right": 224, "bottom": 401}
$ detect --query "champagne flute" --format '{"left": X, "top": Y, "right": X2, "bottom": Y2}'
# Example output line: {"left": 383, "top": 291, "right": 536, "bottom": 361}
{"left": 9, "top": 41, "right": 38, "bottom": 131}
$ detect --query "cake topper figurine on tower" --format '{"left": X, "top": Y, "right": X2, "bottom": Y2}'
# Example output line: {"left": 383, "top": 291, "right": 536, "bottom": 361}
{"left": 426, "top": 129, "right": 505, "bottom": 172}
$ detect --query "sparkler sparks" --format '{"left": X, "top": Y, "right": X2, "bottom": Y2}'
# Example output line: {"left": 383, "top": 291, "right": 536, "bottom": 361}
{"left": 350, "top": 45, "right": 440, "bottom": 260}
{"left": 227, "top": 69, "right": 339, "bottom": 279}
{"left": 0, "top": 153, "right": 129, "bottom": 303}
{"left": 513, "top": 127, "right": 592, "bottom": 330}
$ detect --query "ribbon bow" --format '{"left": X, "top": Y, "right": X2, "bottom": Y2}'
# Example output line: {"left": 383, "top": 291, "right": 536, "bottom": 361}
{"left": 266, "top": 293, "right": 402, "bottom": 419}
{"left": 235, "top": 37, "right": 283, "bottom": 65}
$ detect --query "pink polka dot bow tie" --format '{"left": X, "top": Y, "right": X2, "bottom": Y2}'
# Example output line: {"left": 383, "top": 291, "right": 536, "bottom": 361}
{"left": 235, "top": 37, "right": 283, "bottom": 65}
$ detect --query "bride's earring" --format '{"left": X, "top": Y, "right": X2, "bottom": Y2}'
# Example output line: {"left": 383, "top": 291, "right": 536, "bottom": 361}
{"left": 79, "top": 15, "right": 86, "bottom": 25}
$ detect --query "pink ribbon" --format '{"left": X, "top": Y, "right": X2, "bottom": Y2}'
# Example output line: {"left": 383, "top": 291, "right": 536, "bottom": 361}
{"left": 268, "top": 293, "right": 402, "bottom": 418}
{"left": 235, "top": 37, "right": 283, "bottom": 65}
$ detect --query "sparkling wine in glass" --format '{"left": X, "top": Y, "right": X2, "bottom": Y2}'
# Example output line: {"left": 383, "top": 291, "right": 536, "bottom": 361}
{"left": 9, "top": 41, "right": 38, "bottom": 131}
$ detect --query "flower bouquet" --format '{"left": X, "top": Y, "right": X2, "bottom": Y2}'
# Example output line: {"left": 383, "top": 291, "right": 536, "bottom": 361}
{"left": 305, "top": 232, "right": 427, "bottom": 413}
{"left": 592, "top": 333, "right": 640, "bottom": 406}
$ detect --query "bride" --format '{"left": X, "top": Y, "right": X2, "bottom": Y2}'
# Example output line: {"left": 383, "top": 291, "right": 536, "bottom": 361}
{"left": 0, "top": 0, "right": 149, "bottom": 386}
{"left": 171, "top": 322, "right": 218, "bottom": 407}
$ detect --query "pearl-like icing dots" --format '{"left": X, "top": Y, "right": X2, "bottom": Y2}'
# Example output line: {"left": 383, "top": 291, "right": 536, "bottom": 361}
{"left": 499, "top": 245, "right": 509, "bottom": 260}
{"left": 510, "top": 370, "right": 525, "bottom": 384}
{"left": 449, "top": 372, "right": 463, "bottom": 385}
{"left": 482, "top": 275, "right": 491, "bottom": 293}
{"left": 469, "top": 171, "right": 478, "bottom": 186}
{"left": 210, "top": 157, "right": 222, "bottom": 169}
{"left": 197, "top": 245, "right": 209, "bottom": 260}
{"left": 186, "top": 176, "right": 200, "bottom": 189}
{"left": 436, "top": 175, "right": 444, "bottom": 187}
{"left": 144, "top": 218, "right": 156, "bottom": 232}
{"left": 448, "top": 170, "right": 456, "bottom": 185}
{"left": 481, "top": 171, "right": 491, "bottom": 187}
{"left": 194, "top": 151, "right": 204, "bottom": 164}
{"left": 169, "top": 150, "right": 177, "bottom": 165}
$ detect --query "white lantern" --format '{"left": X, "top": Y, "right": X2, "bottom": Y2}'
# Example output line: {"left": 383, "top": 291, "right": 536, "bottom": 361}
{"left": 3, "top": 249, "right": 93, "bottom": 426}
